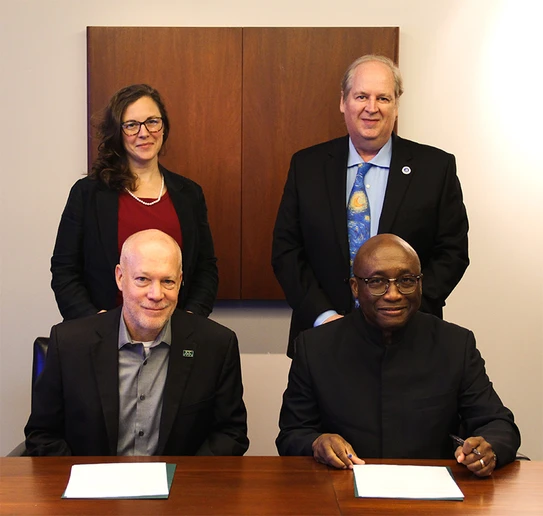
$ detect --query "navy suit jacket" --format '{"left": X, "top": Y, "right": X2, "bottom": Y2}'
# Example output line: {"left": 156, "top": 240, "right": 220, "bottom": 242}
{"left": 24, "top": 307, "right": 249, "bottom": 456}
{"left": 51, "top": 166, "right": 218, "bottom": 320}
{"left": 272, "top": 134, "right": 469, "bottom": 356}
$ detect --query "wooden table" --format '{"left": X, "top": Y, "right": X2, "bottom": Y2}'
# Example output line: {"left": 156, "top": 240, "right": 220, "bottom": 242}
{"left": 0, "top": 457, "right": 541, "bottom": 515}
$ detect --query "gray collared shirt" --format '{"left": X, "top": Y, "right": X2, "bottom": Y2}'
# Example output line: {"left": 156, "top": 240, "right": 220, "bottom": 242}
{"left": 116, "top": 316, "right": 172, "bottom": 456}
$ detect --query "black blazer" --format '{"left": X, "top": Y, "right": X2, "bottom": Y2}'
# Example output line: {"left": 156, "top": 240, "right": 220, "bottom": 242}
{"left": 51, "top": 166, "right": 218, "bottom": 320}
{"left": 24, "top": 307, "right": 249, "bottom": 456}
{"left": 276, "top": 311, "right": 520, "bottom": 466}
{"left": 272, "top": 134, "right": 469, "bottom": 356}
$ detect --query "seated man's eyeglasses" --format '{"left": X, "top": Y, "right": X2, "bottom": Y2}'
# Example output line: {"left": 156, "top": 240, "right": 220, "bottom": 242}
{"left": 121, "top": 117, "right": 163, "bottom": 136}
{"left": 353, "top": 274, "right": 423, "bottom": 296}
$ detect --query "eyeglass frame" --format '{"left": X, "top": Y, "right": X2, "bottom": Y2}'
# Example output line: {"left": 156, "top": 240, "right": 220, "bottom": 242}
{"left": 352, "top": 273, "right": 423, "bottom": 296}
{"left": 121, "top": 117, "right": 164, "bottom": 136}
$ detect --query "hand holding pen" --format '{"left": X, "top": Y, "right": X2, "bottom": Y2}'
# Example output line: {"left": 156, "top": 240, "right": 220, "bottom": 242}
{"left": 450, "top": 434, "right": 481, "bottom": 455}
{"left": 450, "top": 434, "right": 497, "bottom": 477}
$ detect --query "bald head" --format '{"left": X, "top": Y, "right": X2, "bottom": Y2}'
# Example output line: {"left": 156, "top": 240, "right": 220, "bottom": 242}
{"left": 353, "top": 234, "right": 420, "bottom": 277}
{"left": 116, "top": 230, "right": 183, "bottom": 342}
{"left": 120, "top": 229, "right": 182, "bottom": 274}
{"left": 350, "top": 234, "right": 422, "bottom": 339}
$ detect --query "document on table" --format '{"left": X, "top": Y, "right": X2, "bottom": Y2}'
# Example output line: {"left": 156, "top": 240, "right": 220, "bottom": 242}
{"left": 62, "top": 462, "right": 176, "bottom": 499}
{"left": 353, "top": 464, "right": 464, "bottom": 500}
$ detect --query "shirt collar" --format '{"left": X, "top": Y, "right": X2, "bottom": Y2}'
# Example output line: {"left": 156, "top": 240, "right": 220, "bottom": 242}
{"left": 352, "top": 308, "right": 409, "bottom": 347}
{"left": 118, "top": 314, "right": 172, "bottom": 350}
{"left": 347, "top": 135, "right": 393, "bottom": 169}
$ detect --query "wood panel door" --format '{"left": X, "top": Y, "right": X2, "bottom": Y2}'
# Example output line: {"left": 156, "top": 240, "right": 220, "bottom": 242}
{"left": 87, "top": 27, "right": 398, "bottom": 300}
{"left": 241, "top": 27, "right": 399, "bottom": 298}
{"left": 87, "top": 27, "right": 242, "bottom": 298}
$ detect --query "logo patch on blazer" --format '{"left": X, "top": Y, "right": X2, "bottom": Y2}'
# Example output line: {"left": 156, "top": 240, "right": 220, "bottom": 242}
{"left": 183, "top": 349, "right": 195, "bottom": 358}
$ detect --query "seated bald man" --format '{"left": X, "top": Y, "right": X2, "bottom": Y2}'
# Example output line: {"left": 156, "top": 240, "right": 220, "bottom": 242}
{"left": 276, "top": 234, "right": 520, "bottom": 476}
{"left": 25, "top": 229, "right": 248, "bottom": 456}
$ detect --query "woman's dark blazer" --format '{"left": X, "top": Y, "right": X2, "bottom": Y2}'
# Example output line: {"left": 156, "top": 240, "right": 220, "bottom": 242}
{"left": 51, "top": 165, "right": 218, "bottom": 320}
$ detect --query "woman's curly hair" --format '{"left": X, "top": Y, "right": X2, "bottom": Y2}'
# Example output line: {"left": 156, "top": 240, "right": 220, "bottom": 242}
{"left": 89, "top": 84, "right": 170, "bottom": 191}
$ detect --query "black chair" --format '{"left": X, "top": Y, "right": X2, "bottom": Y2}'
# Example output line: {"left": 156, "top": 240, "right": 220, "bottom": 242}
{"left": 6, "top": 337, "right": 49, "bottom": 457}
{"left": 31, "top": 337, "right": 49, "bottom": 389}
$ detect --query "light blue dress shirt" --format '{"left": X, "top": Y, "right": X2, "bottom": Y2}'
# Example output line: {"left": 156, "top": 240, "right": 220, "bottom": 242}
{"left": 314, "top": 136, "right": 393, "bottom": 327}
{"left": 345, "top": 136, "right": 392, "bottom": 237}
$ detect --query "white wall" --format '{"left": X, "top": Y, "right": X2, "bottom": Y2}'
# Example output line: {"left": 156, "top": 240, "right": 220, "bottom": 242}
{"left": 1, "top": 0, "right": 541, "bottom": 459}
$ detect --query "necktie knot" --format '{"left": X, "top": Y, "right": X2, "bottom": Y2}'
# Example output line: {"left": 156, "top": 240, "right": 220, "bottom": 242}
{"left": 357, "top": 161, "right": 372, "bottom": 181}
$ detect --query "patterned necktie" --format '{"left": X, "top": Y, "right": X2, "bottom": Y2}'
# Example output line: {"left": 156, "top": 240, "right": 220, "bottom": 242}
{"left": 347, "top": 162, "right": 372, "bottom": 272}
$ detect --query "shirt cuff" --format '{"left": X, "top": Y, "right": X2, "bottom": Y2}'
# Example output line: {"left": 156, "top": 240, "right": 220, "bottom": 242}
{"left": 314, "top": 310, "right": 339, "bottom": 327}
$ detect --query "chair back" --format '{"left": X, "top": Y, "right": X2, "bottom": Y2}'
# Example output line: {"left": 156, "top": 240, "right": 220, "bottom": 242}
{"left": 32, "top": 337, "right": 49, "bottom": 390}
{"left": 6, "top": 336, "right": 49, "bottom": 456}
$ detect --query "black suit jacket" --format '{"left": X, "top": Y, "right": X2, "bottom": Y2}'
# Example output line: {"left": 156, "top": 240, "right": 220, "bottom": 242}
{"left": 24, "top": 307, "right": 249, "bottom": 456}
{"left": 276, "top": 311, "right": 520, "bottom": 466}
{"left": 51, "top": 166, "right": 218, "bottom": 320}
{"left": 272, "top": 134, "right": 469, "bottom": 356}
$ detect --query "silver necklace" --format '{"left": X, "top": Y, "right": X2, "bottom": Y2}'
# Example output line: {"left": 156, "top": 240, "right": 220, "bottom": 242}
{"left": 125, "top": 174, "right": 164, "bottom": 206}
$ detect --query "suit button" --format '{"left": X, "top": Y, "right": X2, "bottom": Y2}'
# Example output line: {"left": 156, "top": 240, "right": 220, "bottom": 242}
{"left": 139, "top": 395, "right": 145, "bottom": 401}
{"left": 138, "top": 430, "right": 144, "bottom": 437}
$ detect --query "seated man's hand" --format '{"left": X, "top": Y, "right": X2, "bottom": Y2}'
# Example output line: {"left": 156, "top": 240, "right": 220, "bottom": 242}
{"left": 311, "top": 433, "right": 365, "bottom": 469}
{"left": 454, "top": 435, "right": 497, "bottom": 477}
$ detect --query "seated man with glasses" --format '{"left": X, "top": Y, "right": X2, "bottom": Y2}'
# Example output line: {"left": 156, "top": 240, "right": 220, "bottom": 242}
{"left": 276, "top": 234, "right": 520, "bottom": 476}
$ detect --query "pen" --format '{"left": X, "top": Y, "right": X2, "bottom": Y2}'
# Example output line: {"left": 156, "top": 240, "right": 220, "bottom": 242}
{"left": 449, "top": 434, "right": 481, "bottom": 456}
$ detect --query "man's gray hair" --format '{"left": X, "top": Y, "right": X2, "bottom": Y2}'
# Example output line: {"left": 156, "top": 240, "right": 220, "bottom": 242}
{"left": 341, "top": 54, "right": 403, "bottom": 100}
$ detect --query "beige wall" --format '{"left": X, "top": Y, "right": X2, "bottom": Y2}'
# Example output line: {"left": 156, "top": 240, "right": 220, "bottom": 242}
{"left": 1, "top": 0, "right": 541, "bottom": 459}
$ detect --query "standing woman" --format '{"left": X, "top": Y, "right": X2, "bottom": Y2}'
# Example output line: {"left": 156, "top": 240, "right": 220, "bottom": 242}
{"left": 51, "top": 84, "right": 218, "bottom": 319}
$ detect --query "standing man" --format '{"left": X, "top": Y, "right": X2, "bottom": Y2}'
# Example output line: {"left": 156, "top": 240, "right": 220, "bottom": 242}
{"left": 25, "top": 229, "right": 248, "bottom": 456}
{"left": 272, "top": 55, "right": 469, "bottom": 357}
{"left": 276, "top": 235, "right": 520, "bottom": 475}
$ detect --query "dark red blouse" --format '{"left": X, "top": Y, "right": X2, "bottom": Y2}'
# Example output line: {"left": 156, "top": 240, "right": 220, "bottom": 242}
{"left": 116, "top": 190, "right": 183, "bottom": 305}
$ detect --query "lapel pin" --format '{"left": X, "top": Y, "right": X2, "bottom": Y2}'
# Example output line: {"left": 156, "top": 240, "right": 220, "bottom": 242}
{"left": 402, "top": 166, "right": 411, "bottom": 175}
{"left": 183, "top": 349, "right": 194, "bottom": 358}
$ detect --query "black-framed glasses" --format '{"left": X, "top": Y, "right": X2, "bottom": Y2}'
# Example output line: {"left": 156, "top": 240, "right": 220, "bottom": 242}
{"left": 353, "top": 274, "right": 423, "bottom": 296}
{"left": 121, "top": 117, "right": 163, "bottom": 136}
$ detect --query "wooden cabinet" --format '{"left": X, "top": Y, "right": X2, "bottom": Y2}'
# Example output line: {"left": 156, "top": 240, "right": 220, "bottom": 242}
{"left": 87, "top": 27, "right": 399, "bottom": 299}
